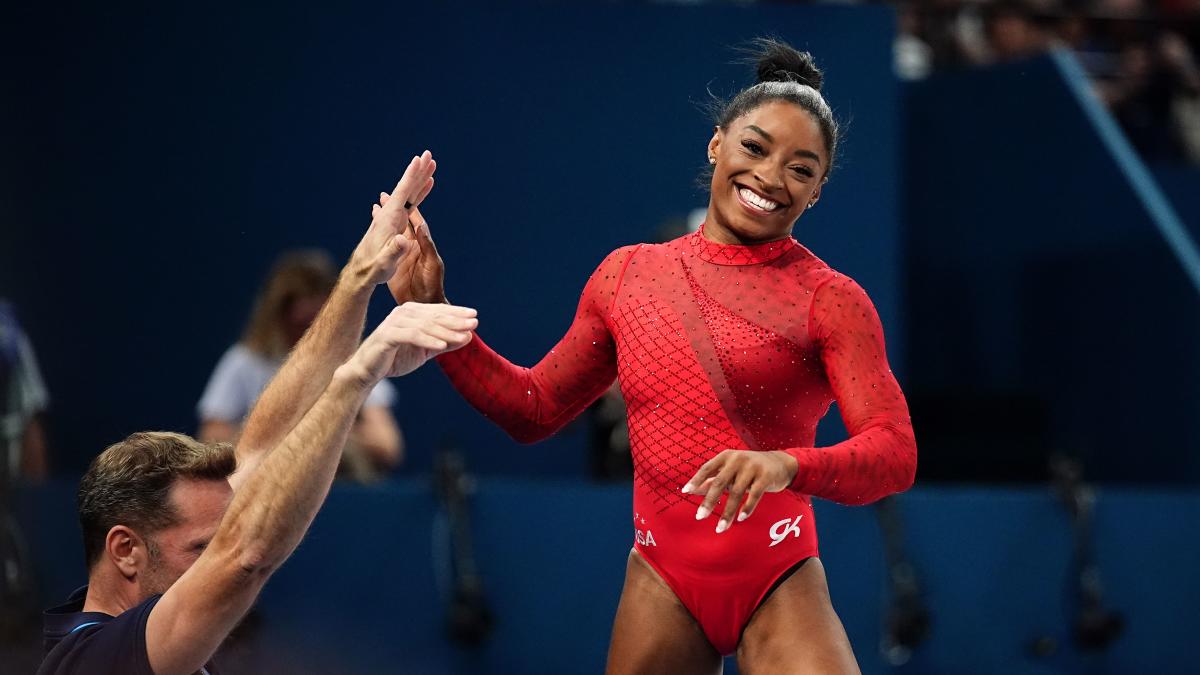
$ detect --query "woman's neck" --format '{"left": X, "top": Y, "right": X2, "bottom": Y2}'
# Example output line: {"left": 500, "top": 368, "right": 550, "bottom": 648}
{"left": 701, "top": 206, "right": 793, "bottom": 246}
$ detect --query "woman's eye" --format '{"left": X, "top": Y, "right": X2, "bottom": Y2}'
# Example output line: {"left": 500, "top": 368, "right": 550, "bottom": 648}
{"left": 741, "top": 140, "right": 764, "bottom": 155}
{"left": 792, "top": 166, "right": 814, "bottom": 178}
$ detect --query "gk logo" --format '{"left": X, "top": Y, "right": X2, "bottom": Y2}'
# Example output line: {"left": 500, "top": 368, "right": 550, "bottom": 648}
{"left": 769, "top": 515, "right": 804, "bottom": 547}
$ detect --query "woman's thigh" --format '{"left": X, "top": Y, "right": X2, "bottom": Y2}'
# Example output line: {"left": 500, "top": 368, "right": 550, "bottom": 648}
{"left": 736, "top": 558, "right": 860, "bottom": 675}
{"left": 605, "top": 550, "right": 723, "bottom": 675}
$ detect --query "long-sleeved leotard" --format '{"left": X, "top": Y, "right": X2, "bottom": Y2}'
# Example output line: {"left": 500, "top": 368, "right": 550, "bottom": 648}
{"left": 437, "top": 228, "right": 916, "bottom": 654}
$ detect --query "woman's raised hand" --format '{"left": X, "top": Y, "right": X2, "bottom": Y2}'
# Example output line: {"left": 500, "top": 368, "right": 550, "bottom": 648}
{"left": 377, "top": 192, "right": 447, "bottom": 305}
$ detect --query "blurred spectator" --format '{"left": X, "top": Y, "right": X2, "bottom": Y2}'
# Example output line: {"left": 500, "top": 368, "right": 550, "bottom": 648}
{"left": 982, "top": 0, "right": 1054, "bottom": 62}
{"left": 0, "top": 301, "right": 48, "bottom": 484}
{"left": 197, "top": 250, "right": 404, "bottom": 481}
{"left": 894, "top": 0, "right": 1200, "bottom": 162}
{"left": 896, "top": 2, "right": 935, "bottom": 79}
{"left": 1, "top": 300, "right": 41, "bottom": 663}
{"left": 1099, "top": 30, "right": 1200, "bottom": 160}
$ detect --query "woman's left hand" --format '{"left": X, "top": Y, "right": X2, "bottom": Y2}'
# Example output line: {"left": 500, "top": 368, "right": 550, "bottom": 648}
{"left": 682, "top": 450, "right": 799, "bottom": 534}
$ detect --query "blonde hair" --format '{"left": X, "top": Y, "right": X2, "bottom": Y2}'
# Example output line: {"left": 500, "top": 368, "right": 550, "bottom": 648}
{"left": 241, "top": 249, "right": 336, "bottom": 359}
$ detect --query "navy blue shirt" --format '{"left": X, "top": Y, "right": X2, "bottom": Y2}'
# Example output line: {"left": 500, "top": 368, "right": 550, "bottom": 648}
{"left": 39, "top": 586, "right": 218, "bottom": 675}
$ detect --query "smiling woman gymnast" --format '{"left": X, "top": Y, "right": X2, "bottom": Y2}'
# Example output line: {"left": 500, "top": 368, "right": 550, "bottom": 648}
{"left": 384, "top": 38, "right": 917, "bottom": 674}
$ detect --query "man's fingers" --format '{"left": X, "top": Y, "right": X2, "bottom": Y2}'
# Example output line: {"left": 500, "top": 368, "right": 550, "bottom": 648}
{"left": 390, "top": 156, "right": 421, "bottom": 201}
{"left": 379, "top": 152, "right": 436, "bottom": 225}
{"left": 430, "top": 315, "right": 479, "bottom": 332}
{"left": 397, "top": 302, "right": 477, "bottom": 319}
{"left": 396, "top": 151, "right": 435, "bottom": 205}
{"left": 738, "top": 485, "right": 766, "bottom": 522}
{"left": 438, "top": 331, "right": 473, "bottom": 353}
{"left": 444, "top": 331, "right": 475, "bottom": 347}
{"left": 413, "top": 335, "right": 449, "bottom": 352}
{"left": 379, "top": 304, "right": 475, "bottom": 334}
{"left": 398, "top": 325, "right": 472, "bottom": 354}
{"left": 420, "top": 322, "right": 475, "bottom": 347}
{"left": 411, "top": 176, "right": 434, "bottom": 209}
{"left": 389, "top": 327, "right": 447, "bottom": 353}
{"left": 385, "top": 154, "right": 428, "bottom": 219}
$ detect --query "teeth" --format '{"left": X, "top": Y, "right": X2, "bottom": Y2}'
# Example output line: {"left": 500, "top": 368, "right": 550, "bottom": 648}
{"left": 739, "top": 188, "right": 779, "bottom": 212}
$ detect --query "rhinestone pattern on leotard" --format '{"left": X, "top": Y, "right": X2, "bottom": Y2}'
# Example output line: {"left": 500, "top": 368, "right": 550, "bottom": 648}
{"left": 436, "top": 228, "right": 915, "bottom": 507}
{"left": 612, "top": 299, "right": 744, "bottom": 512}
{"left": 682, "top": 261, "right": 811, "bottom": 460}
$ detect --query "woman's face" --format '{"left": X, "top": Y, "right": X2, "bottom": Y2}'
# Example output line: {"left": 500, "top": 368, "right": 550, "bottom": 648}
{"left": 705, "top": 100, "right": 827, "bottom": 244}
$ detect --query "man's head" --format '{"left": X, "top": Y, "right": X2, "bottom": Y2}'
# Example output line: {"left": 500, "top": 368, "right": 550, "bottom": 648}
{"left": 78, "top": 432, "right": 236, "bottom": 600}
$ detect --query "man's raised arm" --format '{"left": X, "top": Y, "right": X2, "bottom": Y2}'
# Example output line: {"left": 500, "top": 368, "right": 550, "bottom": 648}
{"left": 231, "top": 151, "right": 436, "bottom": 490}
{"left": 145, "top": 302, "right": 478, "bottom": 675}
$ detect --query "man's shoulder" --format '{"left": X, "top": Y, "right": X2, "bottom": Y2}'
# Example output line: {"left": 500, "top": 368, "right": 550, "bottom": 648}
{"left": 38, "top": 594, "right": 162, "bottom": 675}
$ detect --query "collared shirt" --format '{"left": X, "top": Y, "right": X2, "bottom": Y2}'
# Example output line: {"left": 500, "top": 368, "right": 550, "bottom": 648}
{"left": 38, "top": 586, "right": 218, "bottom": 675}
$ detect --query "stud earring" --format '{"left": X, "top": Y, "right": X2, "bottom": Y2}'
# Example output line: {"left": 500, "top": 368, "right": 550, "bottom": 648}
{"left": 708, "top": 157, "right": 716, "bottom": 165}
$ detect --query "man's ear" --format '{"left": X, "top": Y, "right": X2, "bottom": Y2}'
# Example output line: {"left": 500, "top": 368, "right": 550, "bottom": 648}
{"left": 106, "top": 525, "right": 148, "bottom": 580}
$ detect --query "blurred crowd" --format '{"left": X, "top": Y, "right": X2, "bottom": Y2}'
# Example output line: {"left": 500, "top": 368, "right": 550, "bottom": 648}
{"left": 894, "top": 0, "right": 1200, "bottom": 162}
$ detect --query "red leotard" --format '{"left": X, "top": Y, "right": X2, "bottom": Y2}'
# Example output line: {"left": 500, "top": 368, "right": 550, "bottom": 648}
{"left": 437, "top": 227, "right": 916, "bottom": 654}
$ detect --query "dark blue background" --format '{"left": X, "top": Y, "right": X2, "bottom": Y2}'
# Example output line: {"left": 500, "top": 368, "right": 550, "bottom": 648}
{"left": 904, "top": 53, "right": 1200, "bottom": 484}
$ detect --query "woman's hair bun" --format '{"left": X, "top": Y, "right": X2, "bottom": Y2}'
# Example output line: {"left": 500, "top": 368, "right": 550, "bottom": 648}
{"left": 750, "top": 37, "right": 823, "bottom": 91}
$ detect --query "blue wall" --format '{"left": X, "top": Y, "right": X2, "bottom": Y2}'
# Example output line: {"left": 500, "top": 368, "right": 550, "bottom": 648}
{"left": 904, "top": 53, "right": 1200, "bottom": 484}
{"left": 14, "top": 481, "right": 1199, "bottom": 674}
{"left": 1, "top": 3, "right": 901, "bottom": 477}
{"left": 1152, "top": 164, "right": 1200, "bottom": 241}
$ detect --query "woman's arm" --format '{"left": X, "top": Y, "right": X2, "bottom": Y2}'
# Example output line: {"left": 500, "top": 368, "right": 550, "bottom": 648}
{"left": 782, "top": 274, "right": 917, "bottom": 505}
{"left": 686, "top": 274, "right": 918, "bottom": 531}
{"left": 435, "top": 246, "right": 637, "bottom": 443}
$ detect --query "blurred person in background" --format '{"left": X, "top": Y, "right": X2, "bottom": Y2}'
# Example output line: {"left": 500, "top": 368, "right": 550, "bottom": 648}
{"left": 1, "top": 301, "right": 47, "bottom": 658}
{"left": 1100, "top": 29, "right": 1200, "bottom": 161}
{"left": 899, "top": 0, "right": 1200, "bottom": 162}
{"left": 895, "top": 2, "right": 935, "bottom": 79}
{"left": 385, "top": 40, "right": 916, "bottom": 674}
{"left": 982, "top": 0, "right": 1055, "bottom": 63}
{"left": 38, "top": 153, "right": 477, "bottom": 675}
{"left": 197, "top": 249, "right": 404, "bottom": 481}
{"left": 0, "top": 300, "right": 49, "bottom": 483}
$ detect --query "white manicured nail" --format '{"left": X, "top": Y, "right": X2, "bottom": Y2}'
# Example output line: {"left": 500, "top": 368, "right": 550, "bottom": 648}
{"left": 737, "top": 512, "right": 749, "bottom": 522}
{"left": 695, "top": 506, "right": 711, "bottom": 520}
{"left": 681, "top": 484, "right": 693, "bottom": 494}
{"left": 716, "top": 519, "right": 729, "bottom": 534}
